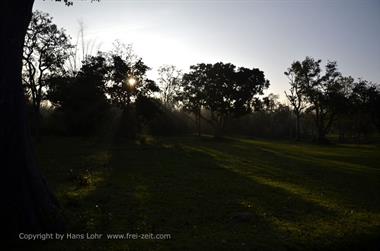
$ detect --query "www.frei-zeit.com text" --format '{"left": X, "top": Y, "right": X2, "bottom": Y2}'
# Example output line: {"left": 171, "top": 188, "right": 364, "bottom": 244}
{"left": 19, "top": 232, "right": 172, "bottom": 240}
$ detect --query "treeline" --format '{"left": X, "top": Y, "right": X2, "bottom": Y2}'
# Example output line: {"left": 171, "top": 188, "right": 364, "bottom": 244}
{"left": 23, "top": 11, "right": 380, "bottom": 143}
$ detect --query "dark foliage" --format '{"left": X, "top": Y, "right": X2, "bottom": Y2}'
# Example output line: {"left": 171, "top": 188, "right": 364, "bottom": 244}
{"left": 47, "top": 54, "right": 109, "bottom": 135}
{"left": 178, "top": 62, "right": 269, "bottom": 136}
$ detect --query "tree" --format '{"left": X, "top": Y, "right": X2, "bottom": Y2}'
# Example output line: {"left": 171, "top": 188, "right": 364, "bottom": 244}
{"left": 349, "top": 79, "right": 380, "bottom": 139}
{"left": 48, "top": 53, "right": 109, "bottom": 135}
{"left": 107, "top": 47, "right": 159, "bottom": 109}
{"left": 333, "top": 76, "right": 355, "bottom": 141}
{"left": 158, "top": 65, "right": 182, "bottom": 109}
{"left": 176, "top": 65, "right": 206, "bottom": 136}
{"left": 0, "top": 0, "right": 67, "bottom": 239}
{"left": 0, "top": 0, "right": 93, "bottom": 239}
{"left": 290, "top": 57, "right": 344, "bottom": 143}
{"left": 23, "top": 10, "right": 72, "bottom": 138}
{"left": 67, "top": 20, "right": 102, "bottom": 74}
{"left": 284, "top": 62, "right": 308, "bottom": 140}
{"left": 179, "top": 62, "right": 269, "bottom": 137}
{"left": 368, "top": 85, "right": 380, "bottom": 131}
{"left": 260, "top": 94, "right": 283, "bottom": 137}
{"left": 105, "top": 43, "right": 159, "bottom": 138}
{"left": 262, "top": 93, "right": 279, "bottom": 113}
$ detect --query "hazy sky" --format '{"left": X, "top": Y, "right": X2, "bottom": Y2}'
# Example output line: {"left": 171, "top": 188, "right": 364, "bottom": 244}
{"left": 33, "top": 0, "right": 380, "bottom": 99}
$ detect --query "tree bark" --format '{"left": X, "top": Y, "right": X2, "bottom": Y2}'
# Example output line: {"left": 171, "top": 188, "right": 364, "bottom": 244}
{"left": 0, "top": 0, "right": 64, "bottom": 240}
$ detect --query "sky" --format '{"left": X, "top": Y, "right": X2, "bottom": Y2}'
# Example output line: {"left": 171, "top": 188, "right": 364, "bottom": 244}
{"left": 33, "top": 0, "right": 380, "bottom": 99}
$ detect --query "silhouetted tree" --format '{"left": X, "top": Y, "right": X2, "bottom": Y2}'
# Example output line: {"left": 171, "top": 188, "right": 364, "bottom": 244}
{"left": 135, "top": 95, "right": 162, "bottom": 130}
{"left": 105, "top": 44, "right": 159, "bottom": 138}
{"left": 349, "top": 79, "right": 380, "bottom": 139}
{"left": 176, "top": 66, "right": 205, "bottom": 136}
{"left": 179, "top": 62, "right": 269, "bottom": 137}
{"left": 288, "top": 57, "right": 344, "bottom": 143}
{"left": 332, "top": 76, "right": 355, "bottom": 141}
{"left": 107, "top": 52, "right": 159, "bottom": 109}
{"left": 261, "top": 94, "right": 280, "bottom": 135}
{"left": 262, "top": 93, "right": 279, "bottom": 113}
{"left": 368, "top": 86, "right": 380, "bottom": 131}
{"left": 0, "top": 0, "right": 80, "bottom": 239}
{"left": 23, "top": 10, "right": 72, "bottom": 138}
{"left": 48, "top": 53, "right": 109, "bottom": 135}
{"left": 284, "top": 64, "right": 307, "bottom": 140}
{"left": 0, "top": 0, "right": 104, "bottom": 239}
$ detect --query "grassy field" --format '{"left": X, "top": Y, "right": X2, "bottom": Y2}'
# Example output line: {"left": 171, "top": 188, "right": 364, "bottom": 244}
{"left": 30, "top": 135, "right": 380, "bottom": 250}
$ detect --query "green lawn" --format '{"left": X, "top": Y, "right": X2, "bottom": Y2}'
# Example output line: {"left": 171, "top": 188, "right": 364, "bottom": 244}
{"left": 31, "top": 135, "right": 380, "bottom": 250}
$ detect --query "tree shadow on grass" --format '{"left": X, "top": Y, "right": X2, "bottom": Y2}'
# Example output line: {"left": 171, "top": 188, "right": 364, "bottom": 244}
{"left": 191, "top": 138, "right": 380, "bottom": 212}
{"left": 87, "top": 139, "right": 357, "bottom": 251}
{"left": 31, "top": 137, "right": 380, "bottom": 251}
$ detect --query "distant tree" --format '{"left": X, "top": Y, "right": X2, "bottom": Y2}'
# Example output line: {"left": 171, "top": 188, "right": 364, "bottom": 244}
{"left": 262, "top": 93, "right": 279, "bottom": 113}
{"left": 23, "top": 10, "right": 72, "bottom": 137}
{"left": 263, "top": 93, "right": 279, "bottom": 133}
{"left": 284, "top": 64, "right": 307, "bottom": 140}
{"left": 179, "top": 62, "right": 269, "bottom": 137}
{"left": 158, "top": 65, "right": 182, "bottom": 108}
{"left": 66, "top": 20, "right": 102, "bottom": 75}
{"left": 251, "top": 97, "right": 264, "bottom": 112}
{"left": 229, "top": 100, "right": 293, "bottom": 139}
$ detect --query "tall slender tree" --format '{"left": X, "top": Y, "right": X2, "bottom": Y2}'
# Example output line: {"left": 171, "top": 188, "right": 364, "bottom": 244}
{"left": 158, "top": 65, "right": 182, "bottom": 109}
{"left": 284, "top": 63, "right": 307, "bottom": 140}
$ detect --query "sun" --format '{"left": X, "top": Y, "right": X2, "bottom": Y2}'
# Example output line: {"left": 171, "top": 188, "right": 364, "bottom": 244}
{"left": 128, "top": 77, "right": 136, "bottom": 86}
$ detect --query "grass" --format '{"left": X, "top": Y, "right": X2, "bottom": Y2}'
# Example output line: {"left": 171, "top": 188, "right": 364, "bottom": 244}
{"left": 29, "top": 135, "right": 380, "bottom": 250}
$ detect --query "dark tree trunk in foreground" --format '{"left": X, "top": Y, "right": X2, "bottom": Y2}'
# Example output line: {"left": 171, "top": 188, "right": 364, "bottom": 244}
{"left": 0, "top": 0, "right": 64, "bottom": 239}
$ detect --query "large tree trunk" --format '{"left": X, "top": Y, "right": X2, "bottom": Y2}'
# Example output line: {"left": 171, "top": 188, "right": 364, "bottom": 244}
{"left": 0, "top": 0, "right": 64, "bottom": 240}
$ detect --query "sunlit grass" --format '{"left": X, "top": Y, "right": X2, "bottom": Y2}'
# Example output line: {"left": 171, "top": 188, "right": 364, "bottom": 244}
{"left": 181, "top": 138, "right": 380, "bottom": 247}
{"left": 34, "top": 135, "right": 380, "bottom": 250}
